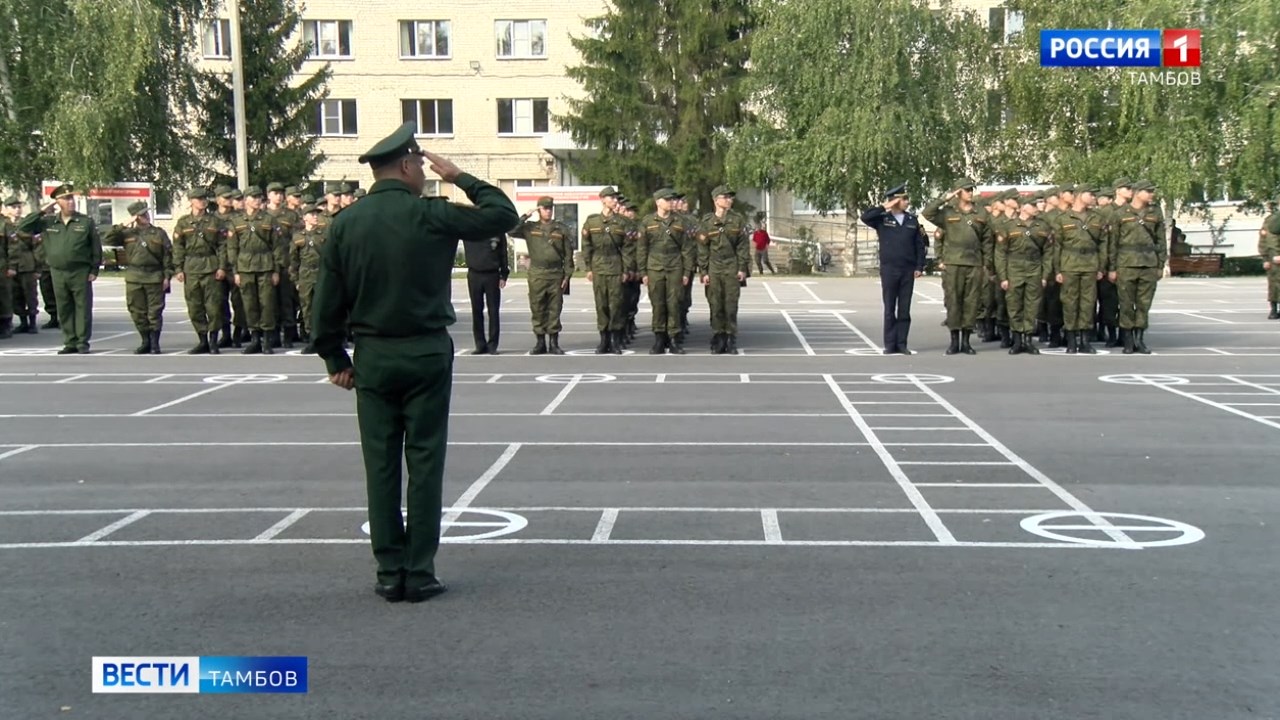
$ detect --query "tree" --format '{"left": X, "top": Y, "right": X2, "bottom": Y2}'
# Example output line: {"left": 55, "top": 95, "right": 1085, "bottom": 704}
{"left": 560, "top": 0, "right": 754, "bottom": 212}
{"left": 726, "top": 0, "right": 995, "bottom": 213}
{"left": 195, "top": 0, "right": 330, "bottom": 188}
{"left": 0, "top": 0, "right": 210, "bottom": 204}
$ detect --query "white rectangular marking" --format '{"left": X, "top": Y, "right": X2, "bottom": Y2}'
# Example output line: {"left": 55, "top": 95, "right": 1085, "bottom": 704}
{"left": 440, "top": 443, "right": 522, "bottom": 534}
{"left": 761, "top": 282, "right": 782, "bottom": 304}
{"left": 0, "top": 445, "right": 37, "bottom": 462}
{"left": 539, "top": 376, "right": 582, "bottom": 415}
{"left": 54, "top": 374, "right": 89, "bottom": 384}
{"left": 143, "top": 374, "right": 176, "bottom": 383}
{"left": 761, "top": 510, "right": 783, "bottom": 543}
{"left": 591, "top": 509, "right": 619, "bottom": 542}
{"left": 252, "top": 509, "right": 311, "bottom": 542}
{"left": 74, "top": 510, "right": 151, "bottom": 544}
{"left": 780, "top": 311, "right": 816, "bottom": 355}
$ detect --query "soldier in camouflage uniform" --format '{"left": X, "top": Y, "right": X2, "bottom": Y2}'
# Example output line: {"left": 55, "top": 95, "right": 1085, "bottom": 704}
{"left": 1035, "top": 186, "right": 1070, "bottom": 347}
{"left": 996, "top": 192, "right": 1052, "bottom": 355}
{"left": 580, "top": 186, "right": 632, "bottom": 354}
{"left": 674, "top": 193, "right": 697, "bottom": 337}
{"left": 924, "top": 177, "right": 989, "bottom": 355}
{"left": 3, "top": 196, "right": 40, "bottom": 334}
{"left": 266, "top": 182, "right": 300, "bottom": 348}
{"left": 509, "top": 196, "right": 574, "bottom": 355}
{"left": 173, "top": 187, "right": 229, "bottom": 354}
{"left": 103, "top": 201, "right": 174, "bottom": 354}
{"left": 0, "top": 197, "right": 11, "bottom": 338}
{"left": 289, "top": 205, "right": 326, "bottom": 354}
{"left": 986, "top": 189, "right": 1017, "bottom": 347}
{"left": 1261, "top": 195, "right": 1280, "bottom": 319}
{"left": 976, "top": 192, "right": 1003, "bottom": 343}
{"left": 1093, "top": 185, "right": 1121, "bottom": 345}
{"left": 639, "top": 188, "right": 696, "bottom": 354}
{"left": 1108, "top": 179, "right": 1166, "bottom": 354}
{"left": 215, "top": 186, "right": 248, "bottom": 347}
{"left": 1052, "top": 185, "right": 1105, "bottom": 354}
{"left": 697, "top": 185, "right": 751, "bottom": 354}
{"left": 619, "top": 198, "right": 643, "bottom": 343}
{"left": 226, "top": 186, "right": 287, "bottom": 355}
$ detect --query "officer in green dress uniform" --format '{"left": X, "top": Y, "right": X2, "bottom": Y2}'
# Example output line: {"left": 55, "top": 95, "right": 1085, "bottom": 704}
{"left": 18, "top": 184, "right": 102, "bottom": 354}
{"left": 311, "top": 122, "right": 518, "bottom": 602}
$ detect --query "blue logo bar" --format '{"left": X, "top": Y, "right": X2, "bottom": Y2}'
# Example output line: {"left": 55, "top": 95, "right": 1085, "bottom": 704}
{"left": 93, "top": 656, "right": 308, "bottom": 694}
{"left": 1040, "top": 29, "right": 1162, "bottom": 67}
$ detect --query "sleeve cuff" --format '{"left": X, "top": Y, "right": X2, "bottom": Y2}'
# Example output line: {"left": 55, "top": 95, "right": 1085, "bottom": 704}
{"left": 454, "top": 174, "right": 480, "bottom": 192}
{"left": 322, "top": 351, "right": 353, "bottom": 375}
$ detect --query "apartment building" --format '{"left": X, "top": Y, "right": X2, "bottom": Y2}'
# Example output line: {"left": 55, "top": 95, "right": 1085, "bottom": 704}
{"left": 197, "top": 0, "right": 608, "bottom": 204}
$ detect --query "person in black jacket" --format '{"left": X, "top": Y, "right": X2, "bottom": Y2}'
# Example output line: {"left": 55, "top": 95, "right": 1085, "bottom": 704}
{"left": 464, "top": 234, "right": 509, "bottom": 354}
{"left": 861, "top": 184, "right": 928, "bottom": 355}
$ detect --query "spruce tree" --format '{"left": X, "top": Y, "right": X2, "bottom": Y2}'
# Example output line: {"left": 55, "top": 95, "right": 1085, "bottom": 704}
{"left": 196, "top": 0, "right": 330, "bottom": 187}
{"left": 560, "top": 0, "right": 754, "bottom": 212}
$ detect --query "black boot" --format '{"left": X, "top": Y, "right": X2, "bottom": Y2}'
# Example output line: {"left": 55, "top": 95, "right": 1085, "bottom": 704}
{"left": 474, "top": 341, "right": 489, "bottom": 355}
{"left": 670, "top": 333, "right": 686, "bottom": 355}
{"left": 189, "top": 332, "right": 210, "bottom": 355}
{"left": 612, "top": 330, "right": 625, "bottom": 354}
{"left": 42, "top": 316, "right": 59, "bottom": 329}
{"left": 207, "top": 332, "right": 220, "bottom": 354}
{"left": 649, "top": 333, "right": 667, "bottom": 355}
{"left": 1079, "top": 331, "right": 1097, "bottom": 354}
{"left": 261, "top": 330, "right": 275, "bottom": 355}
{"left": 1036, "top": 322, "right": 1048, "bottom": 343}
{"left": 150, "top": 331, "right": 162, "bottom": 355}
{"left": 282, "top": 328, "right": 295, "bottom": 349}
{"left": 725, "top": 335, "right": 738, "bottom": 355}
{"left": 1023, "top": 332, "right": 1040, "bottom": 355}
{"left": 960, "top": 330, "right": 976, "bottom": 355}
{"left": 595, "top": 331, "right": 610, "bottom": 355}
{"left": 531, "top": 335, "right": 547, "bottom": 355}
{"left": 982, "top": 319, "right": 998, "bottom": 343}
{"left": 1268, "top": 302, "right": 1279, "bottom": 320}
{"left": 267, "top": 329, "right": 281, "bottom": 349}
{"left": 1094, "top": 322, "right": 1106, "bottom": 343}
{"left": 243, "top": 331, "right": 262, "bottom": 355}
{"left": 0, "top": 319, "right": 12, "bottom": 340}
{"left": 1106, "top": 325, "right": 1119, "bottom": 347}
{"left": 133, "top": 331, "right": 151, "bottom": 354}
{"left": 15, "top": 315, "right": 29, "bottom": 333}
{"left": 946, "top": 329, "right": 960, "bottom": 355}
{"left": 548, "top": 334, "right": 564, "bottom": 355}
{"left": 1048, "top": 325, "right": 1064, "bottom": 348}
{"left": 218, "top": 325, "right": 233, "bottom": 348}
{"left": 26, "top": 314, "right": 38, "bottom": 333}
{"left": 1008, "top": 332, "right": 1023, "bottom": 355}
{"left": 999, "top": 325, "right": 1012, "bottom": 349}
{"left": 1065, "top": 330, "right": 1078, "bottom": 354}
{"left": 1134, "top": 328, "right": 1151, "bottom": 354}
{"left": 710, "top": 333, "right": 723, "bottom": 354}
{"left": 1121, "top": 328, "right": 1135, "bottom": 354}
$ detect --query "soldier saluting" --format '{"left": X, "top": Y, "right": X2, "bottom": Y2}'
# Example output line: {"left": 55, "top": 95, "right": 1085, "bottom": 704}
{"left": 102, "top": 201, "right": 174, "bottom": 354}
{"left": 18, "top": 184, "right": 102, "bottom": 354}
{"left": 861, "top": 183, "right": 927, "bottom": 355}
{"left": 509, "top": 196, "right": 574, "bottom": 355}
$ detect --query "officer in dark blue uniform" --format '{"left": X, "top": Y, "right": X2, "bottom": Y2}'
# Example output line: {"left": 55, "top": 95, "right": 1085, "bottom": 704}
{"left": 861, "top": 184, "right": 927, "bottom": 355}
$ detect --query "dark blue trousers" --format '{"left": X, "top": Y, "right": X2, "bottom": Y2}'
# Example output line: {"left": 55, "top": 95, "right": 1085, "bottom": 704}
{"left": 881, "top": 266, "right": 915, "bottom": 351}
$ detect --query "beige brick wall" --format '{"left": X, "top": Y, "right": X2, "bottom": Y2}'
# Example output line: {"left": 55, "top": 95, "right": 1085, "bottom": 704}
{"left": 198, "top": 0, "right": 609, "bottom": 198}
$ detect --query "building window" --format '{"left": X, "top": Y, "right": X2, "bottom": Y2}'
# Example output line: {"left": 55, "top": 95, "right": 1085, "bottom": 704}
{"left": 399, "top": 20, "right": 450, "bottom": 58}
{"left": 989, "top": 8, "right": 1024, "bottom": 44}
{"left": 202, "top": 19, "right": 231, "bottom": 58}
{"left": 304, "top": 20, "right": 353, "bottom": 58}
{"left": 401, "top": 99, "right": 454, "bottom": 136}
{"left": 495, "top": 20, "right": 547, "bottom": 59}
{"left": 307, "top": 99, "right": 358, "bottom": 136}
{"left": 497, "top": 98, "right": 549, "bottom": 135}
{"left": 153, "top": 188, "right": 174, "bottom": 219}
{"left": 422, "top": 180, "right": 442, "bottom": 197}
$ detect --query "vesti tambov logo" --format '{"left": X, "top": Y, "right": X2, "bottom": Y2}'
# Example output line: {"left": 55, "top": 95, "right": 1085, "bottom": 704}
{"left": 1041, "top": 29, "right": 1202, "bottom": 67}
{"left": 92, "top": 656, "right": 308, "bottom": 694}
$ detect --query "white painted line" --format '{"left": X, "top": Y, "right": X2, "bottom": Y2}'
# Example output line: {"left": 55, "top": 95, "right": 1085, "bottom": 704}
{"left": 761, "top": 282, "right": 782, "bottom": 305}
{"left": 0, "top": 411, "right": 853, "bottom": 419}
{"left": 915, "top": 483, "right": 1045, "bottom": 488}
{"left": 0, "top": 505, "right": 1071, "bottom": 517}
{"left": 144, "top": 374, "right": 176, "bottom": 383}
{"left": 740, "top": 373, "right": 750, "bottom": 384}
{"left": 1145, "top": 381, "right": 1280, "bottom": 431}
{"left": 54, "top": 374, "right": 89, "bottom": 383}
{"left": 440, "top": 443, "right": 522, "bottom": 535}
{"left": 591, "top": 509, "right": 619, "bottom": 542}
{"left": 780, "top": 311, "right": 816, "bottom": 356}
{"left": 896, "top": 461, "right": 1015, "bottom": 466}
{"left": 0, "top": 441, "right": 874, "bottom": 451}
{"left": 539, "top": 374, "right": 582, "bottom": 415}
{"left": 1222, "top": 375, "right": 1280, "bottom": 396}
{"left": 1178, "top": 311, "right": 1234, "bottom": 324}
{"left": 0, "top": 538, "right": 1109, "bottom": 550}
{"left": 909, "top": 378, "right": 1139, "bottom": 548}
{"left": 0, "top": 445, "right": 37, "bottom": 462}
{"left": 486, "top": 374, "right": 504, "bottom": 384}
{"left": 655, "top": 374, "right": 666, "bottom": 383}
{"left": 1204, "top": 348, "right": 1233, "bottom": 355}
{"left": 860, "top": 413, "right": 955, "bottom": 418}
{"left": 823, "top": 310, "right": 882, "bottom": 352}
{"left": 74, "top": 510, "right": 152, "bottom": 544}
{"left": 252, "top": 509, "right": 312, "bottom": 542}
{"left": 761, "top": 509, "right": 783, "bottom": 543}
{"left": 869, "top": 426, "right": 973, "bottom": 431}
{"left": 886, "top": 442, "right": 990, "bottom": 447}
{"left": 131, "top": 379, "right": 246, "bottom": 416}
{"left": 822, "top": 374, "right": 956, "bottom": 544}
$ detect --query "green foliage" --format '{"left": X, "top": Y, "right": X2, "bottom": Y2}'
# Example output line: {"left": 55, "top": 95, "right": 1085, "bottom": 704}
{"left": 727, "top": 0, "right": 995, "bottom": 212}
{"left": 196, "top": 0, "right": 330, "bottom": 187}
{"left": 560, "top": 0, "right": 754, "bottom": 213}
{"left": 1221, "top": 256, "right": 1265, "bottom": 276}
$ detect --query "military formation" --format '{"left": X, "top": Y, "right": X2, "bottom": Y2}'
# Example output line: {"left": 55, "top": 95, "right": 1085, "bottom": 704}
{"left": 924, "top": 177, "right": 1171, "bottom": 355}
{"left": 0, "top": 181, "right": 363, "bottom": 354}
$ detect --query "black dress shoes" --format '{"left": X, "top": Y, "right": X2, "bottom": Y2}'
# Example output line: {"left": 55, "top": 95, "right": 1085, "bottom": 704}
{"left": 403, "top": 579, "right": 448, "bottom": 603}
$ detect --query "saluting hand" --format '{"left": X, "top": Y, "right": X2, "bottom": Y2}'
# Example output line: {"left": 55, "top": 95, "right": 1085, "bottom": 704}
{"left": 329, "top": 368, "right": 354, "bottom": 391}
{"left": 424, "top": 151, "right": 462, "bottom": 182}
{"left": 175, "top": 272, "right": 185, "bottom": 283}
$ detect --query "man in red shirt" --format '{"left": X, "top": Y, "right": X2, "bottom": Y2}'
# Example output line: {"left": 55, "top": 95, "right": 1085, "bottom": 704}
{"left": 752, "top": 223, "right": 776, "bottom": 274}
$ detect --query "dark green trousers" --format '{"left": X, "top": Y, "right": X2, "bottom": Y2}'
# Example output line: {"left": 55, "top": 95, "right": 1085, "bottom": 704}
{"left": 354, "top": 332, "right": 453, "bottom": 587}
{"left": 0, "top": 273, "right": 12, "bottom": 323}
{"left": 705, "top": 274, "right": 741, "bottom": 334}
{"left": 126, "top": 281, "right": 166, "bottom": 333}
{"left": 184, "top": 272, "right": 223, "bottom": 333}
{"left": 1096, "top": 279, "right": 1119, "bottom": 326}
{"left": 51, "top": 267, "right": 93, "bottom": 348}
{"left": 239, "top": 272, "right": 276, "bottom": 331}
{"left": 647, "top": 271, "right": 684, "bottom": 335}
{"left": 1116, "top": 267, "right": 1159, "bottom": 329}
{"left": 1059, "top": 272, "right": 1097, "bottom": 331}
{"left": 527, "top": 272, "right": 565, "bottom": 335}
{"left": 591, "top": 273, "right": 624, "bottom": 331}
{"left": 942, "top": 264, "right": 983, "bottom": 331}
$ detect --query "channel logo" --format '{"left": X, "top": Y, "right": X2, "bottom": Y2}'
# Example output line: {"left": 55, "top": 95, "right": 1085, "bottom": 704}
{"left": 92, "top": 656, "right": 308, "bottom": 694}
{"left": 1041, "top": 29, "right": 1201, "bottom": 67}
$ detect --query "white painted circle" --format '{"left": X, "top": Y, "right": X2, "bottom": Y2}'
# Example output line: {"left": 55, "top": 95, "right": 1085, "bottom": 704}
{"left": 360, "top": 508, "right": 527, "bottom": 542}
{"left": 1098, "top": 374, "right": 1189, "bottom": 386}
{"left": 564, "top": 349, "right": 636, "bottom": 357}
{"left": 1039, "top": 348, "right": 1113, "bottom": 356}
{"left": 0, "top": 348, "right": 59, "bottom": 356}
{"left": 871, "top": 373, "right": 954, "bottom": 385}
{"left": 845, "top": 348, "right": 895, "bottom": 356}
{"left": 534, "top": 373, "right": 616, "bottom": 384}
{"left": 1020, "top": 511, "right": 1205, "bottom": 548}
{"left": 201, "top": 373, "right": 289, "bottom": 385}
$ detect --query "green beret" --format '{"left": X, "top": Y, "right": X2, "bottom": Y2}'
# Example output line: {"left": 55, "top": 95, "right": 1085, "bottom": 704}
{"left": 266, "top": 182, "right": 285, "bottom": 193}
{"left": 3, "top": 195, "right": 21, "bottom": 206}
{"left": 49, "top": 183, "right": 75, "bottom": 199}
{"left": 599, "top": 186, "right": 619, "bottom": 198}
{"left": 653, "top": 187, "right": 678, "bottom": 201}
{"left": 126, "top": 200, "right": 149, "bottom": 217}
{"left": 358, "top": 121, "right": 424, "bottom": 165}
{"left": 712, "top": 185, "right": 736, "bottom": 198}
{"left": 537, "top": 196, "right": 554, "bottom": 208}
{"left": 952, "top": 177, "right": 977, "bottom": 192}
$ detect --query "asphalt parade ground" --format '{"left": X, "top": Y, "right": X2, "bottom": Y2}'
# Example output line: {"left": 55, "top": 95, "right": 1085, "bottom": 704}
{"left": 2, "top": 274, "right": 1278, "bottom": 718}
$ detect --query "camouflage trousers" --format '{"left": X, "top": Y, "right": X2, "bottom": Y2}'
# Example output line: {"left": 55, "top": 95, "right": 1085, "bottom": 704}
{"left": 647, "top": 271, "right": 685, "bottom": 336}
{"left": 1268, "top": 264, "right": 1280, "bottom": 303}
{"left": 10, "top": 272, "right": 38, "bottom": 318}
{"left": 0, "top": 273, "right": 10, "bottom": 322}
{"left": 986, "top": 272, "right": 1008, "bottom": 326}
{"left": 1004, "top": 276, "right": 1044, "bottom": 334}
{"left": 297, "top": 281, "right": 316, "bottom": 335}
{"left": 125, "top": 281, "right": 166, "bottom": 332}
{"left": 704, "top": 274, "right": 742, "bottom": 335}
{"left": 1059, "top": 272, "right": 1098, "bottom": 331}
{"left": 1095, "top": 279, "right": 1119, "bottom": 326}
{"left": 591, "top": 273, "right": 625, "bottom": 332}
{"left": 184, "top": 272, "right": 223, "bottom": 333}
{"left": 528, "top": 272, "right": 566, "bottom": 335}
{"left": 1116, "top": 267, "right": 1160, "bottom": 329}
{"left": 942, "top": 264, "right": 983, "bottom": 330}
{"left": 239, "top": 272, "right": 277, "bottom": 331}
{"left": 1038, "top": 279, "right": 1063, "bottom": 327}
